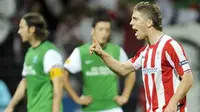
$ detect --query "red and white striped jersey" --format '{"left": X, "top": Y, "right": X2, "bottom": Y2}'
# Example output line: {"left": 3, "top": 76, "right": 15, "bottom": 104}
{"left": 130, "top": 35, "right": 191, "bottom": 112}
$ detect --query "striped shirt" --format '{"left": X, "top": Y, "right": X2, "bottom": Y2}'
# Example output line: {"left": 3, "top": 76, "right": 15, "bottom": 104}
{"left": 130, "top": 35, "right": 191, "bottom": 112}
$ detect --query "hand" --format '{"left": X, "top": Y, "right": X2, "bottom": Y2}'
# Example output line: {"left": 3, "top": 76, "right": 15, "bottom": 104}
{"left": 77, "top": 95, "right": 92, "bottom": 106}
{"left": 4, "top": 107, "right": 14, "bottom": 112}
{"left": 89, "top": 34, "right": 104, "bottom": 56}
{"left": 114, "top": 95, "right": 128, "bottom": 106}
{"left": 164, "top": 100, "right": 177, "bottom": 112}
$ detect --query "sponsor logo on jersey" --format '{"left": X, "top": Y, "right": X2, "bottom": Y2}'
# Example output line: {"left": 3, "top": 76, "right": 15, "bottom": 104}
{"left": 85, "top": 60, "right": 93, "bottom": 64}
{"left": 142, "top": 67, "right": 159, "bottom": 74}
{"left": 33, "top": 55, "right": 38, "bottom": 63}
{"left": 65, "top": 58, "right": 71, "bottom": 64}
{"left": 23, "top": 64, "right": 36, "bottom": 76}
{"left": 86, "top": 66, "right": 114, "bottom": 76}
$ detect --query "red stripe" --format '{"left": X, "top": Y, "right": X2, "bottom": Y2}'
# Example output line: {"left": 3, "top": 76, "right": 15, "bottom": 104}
{"left": 151, "top": 44, "right": 159, "bottom": 111}
{"left": 144, "top": 75, "right": 151, "bottom": 111}
{"left": 143, "top": 47, "right": 152, "bottom": 111}
{"left": 161, "top": 40, "right": 175, "bottom": 109}
{"left": 180, "top": 107, "right": 185, "bottom": 112}
{"left": 179, "top": 97, "right": 186, "bottom": 112}
{"left": 152, "top": 73, "right": 158, "bottom": 111}
{"left": 167, "top": 40, "right": 185, "bottom": 75}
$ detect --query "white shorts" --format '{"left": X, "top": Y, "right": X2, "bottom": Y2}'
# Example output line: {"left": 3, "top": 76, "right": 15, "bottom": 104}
{"left": 99, "top": 107, "right": 123, "bottom": 112}
{"left": 79, "top": 107, "right": 123, "bottom": 112}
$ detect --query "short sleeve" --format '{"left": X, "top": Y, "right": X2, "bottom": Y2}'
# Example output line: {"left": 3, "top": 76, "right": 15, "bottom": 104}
{"left": 43, "top": 49, "right": 63, "bottom": 73}
{"left": 129, "top": 46, "right": 145, "bottom": 70}
{"left": 63, "top": 48, "right": 81, "bottom": 74}
{"left": 22, "top": 64, "right": 26, "bottom": 76}
{"left": 165, "top": 40, "right": 191, "bottom": 76}
{"left": 119, "top": 47, "right": 128, "bottom": 62}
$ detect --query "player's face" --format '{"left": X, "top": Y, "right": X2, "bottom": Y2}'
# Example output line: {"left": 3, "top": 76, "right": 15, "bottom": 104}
{"left": 130, "top": 10, "right": 148, "bottom": 40}
{"left": 92, "top": 21, "right": 111, "bottom": 45}
{"left": 18, "top": 19, "right": 32, "bottom": 42}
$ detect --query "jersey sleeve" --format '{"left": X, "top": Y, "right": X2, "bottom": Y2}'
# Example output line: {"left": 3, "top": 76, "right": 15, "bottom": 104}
{"left": 165, "top": 40, "right": 191, "bottom": 76}
{"left": 63, "top": 48, "right": 81, "bottom": 74}
{"left": 129, "top": 46, "right": 145, "bottom": 70}
{"left": 43, "top": 49, "right": 63, "bottom": 74}
{"left": 22, "top": 64, "right": 25, "bottom": 76}
{"left": 119, "top": 47, "right": 128, "bottom": 62}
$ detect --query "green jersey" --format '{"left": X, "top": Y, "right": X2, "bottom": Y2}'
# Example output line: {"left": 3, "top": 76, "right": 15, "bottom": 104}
{"left": 22, "top": 41, "right": 63, "bottom": 112}
{"left": 64, "top": 43, "right": 128, "bottom": 111}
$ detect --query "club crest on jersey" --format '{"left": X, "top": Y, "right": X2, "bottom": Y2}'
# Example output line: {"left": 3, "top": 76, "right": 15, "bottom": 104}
{"left": 179, "top": 60, "right": 188, "bottom": 66}
{"left": 65, "top": 58, "right": 70, "bottom": 64}
{"left": 33, "top": 55, "right": 38, "bottom": 63}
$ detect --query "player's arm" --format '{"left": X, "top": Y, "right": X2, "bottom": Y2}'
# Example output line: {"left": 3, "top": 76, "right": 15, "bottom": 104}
{"left": 122, "top": 72, "right": 136, "bottom": 101}
{"left": 5, "top": 78, "right": 26, "bottom": 112}
{"left": 43, "top": 50, "right": 64, "bottom": 112}
{"left": 90, "top": 38, "right": 135, "bottom": 76}
{"left": 115, "top": 72, "right": 136, "bottom": 105}
{"left": 169, "top": 71, "right": 193, "bottom": 105}
{"left": 114, "top": 48, "right": 136, "bottom": 105}
{"left": 50, "top": 67, "right": 64, "bottom": 112}
{"left": 63, "top": 48, "right": 92, "bottom": 105}
{"left": 63, "top": 69, "right": 91, "bottom": 105}
{"left": 165, "top": 40, "right": 193, "bottom": 111}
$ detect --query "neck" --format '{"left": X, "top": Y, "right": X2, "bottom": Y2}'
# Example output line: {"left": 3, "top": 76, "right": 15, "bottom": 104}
{"left": 100, "top": 43, "right": 107, "bottom": 49}
{"left": 147, "top": 29, "right": 163, "bottom": 45}
{"left": 29, "top": 37, "right": 41, "bottom": 48}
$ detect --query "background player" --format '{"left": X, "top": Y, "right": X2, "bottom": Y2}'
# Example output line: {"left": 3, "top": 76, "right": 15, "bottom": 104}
{"left": 63, "top": 15, "right": 136, "bottom": 112}
{"left": 5, "top": 13, "right": 64, "bottom": 112}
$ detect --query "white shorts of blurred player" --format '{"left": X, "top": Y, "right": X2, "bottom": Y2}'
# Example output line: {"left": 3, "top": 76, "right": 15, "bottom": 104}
{"left": 99, "top": 108, "right": 123, "bottom": 112}
{"left": 78, "top": 107, "right": 123, "bottom": 112}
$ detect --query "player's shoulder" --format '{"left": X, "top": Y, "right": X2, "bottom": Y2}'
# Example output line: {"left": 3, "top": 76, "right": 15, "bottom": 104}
{"left": 163, "top": 35, "right": 181, "bottom": 47}
{"left": 78, "top": 43, "right": 90, "bottom": 49}
{"left": 138, "top": 45, "right": 148, "bottom": 53}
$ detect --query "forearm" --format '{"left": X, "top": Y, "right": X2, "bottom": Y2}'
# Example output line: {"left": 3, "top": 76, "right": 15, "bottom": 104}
{"left": 100, "top": 52, "right": 132, "bottom": 76}
{"left": 7, "top": 78, "right": 26, "bottom": 108}
{"left": 52, "top": 77, "right": 63, "bottom": 112}
{"left": 121, "top": 72, "right": 136, "bottom": 98}
{"left": 170, "top": 72, "right": 193, "bottom": 104}
{"left": 63, "top": 70, "right": 80, "bottom": 104}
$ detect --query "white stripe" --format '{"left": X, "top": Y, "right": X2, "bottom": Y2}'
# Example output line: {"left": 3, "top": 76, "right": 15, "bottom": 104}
{"left": 131, "top": 46, "right": 148, "bottom": 70}
{"left": 141, "top": 46, "right": 150, "bottom": 110}
{"left": 154, "top": 35, "right": 171, "bottom": 110}
{"left": 170, "top": 41, "right": 190, "bottom": 71}
{"left": 147, "top": 48, "right": 153, "bottom": 111}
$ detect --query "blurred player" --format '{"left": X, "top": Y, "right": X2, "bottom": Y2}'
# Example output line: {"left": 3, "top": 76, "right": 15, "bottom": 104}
{"left": 5, "top": 13, "right": 63, "bottom": 112}
{"left": 63, "top": 15, "right": 136, "bottom": 112}
{"left": 90, "top": 2, "right": 193, "bottom": 112}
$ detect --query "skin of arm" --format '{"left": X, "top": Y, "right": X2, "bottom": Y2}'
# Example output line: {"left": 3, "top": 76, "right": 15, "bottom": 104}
{"left": 100, "top": 51, "right": 135, "bottom": 76}
{"left": 5, "top": 78, "right": 26, "bottom": 111}
{"left": 122, "top": 72, "right": 136, "bottom": 100}
{"left": 170, "top": 71, "right": 193, "bottom": 104}
{"left": 165, "top": 71, "right": 193, "bottom": 112}
{"left": 115, "top": 71, "right": 136, "bottom": 105}
{"left": 63, "top": 69, "right": 81, "bottom": 104}
{"left": 63, "top": 69, "right": 92, "bottom": 105}
{"left": 50, "top": 68, "right": 64, "bottom": 112}
{"left": 90, "top": 36, "right": 136, "bottom": 76}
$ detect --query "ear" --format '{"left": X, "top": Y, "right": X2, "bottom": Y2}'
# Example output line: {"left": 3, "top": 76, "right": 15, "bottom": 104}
{"left": 29, "top": 26, "right": 36, "bottom": 34}
{"left": 147, "top": 19, "right": 153, "bottom": 28}
{"left": 91, "top": 28, "right": 94, "bottom": 36}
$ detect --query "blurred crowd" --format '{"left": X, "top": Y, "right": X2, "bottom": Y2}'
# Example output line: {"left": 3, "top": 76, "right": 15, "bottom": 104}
{"left": 0, "top": 0, "right": 200, "bottom": 112}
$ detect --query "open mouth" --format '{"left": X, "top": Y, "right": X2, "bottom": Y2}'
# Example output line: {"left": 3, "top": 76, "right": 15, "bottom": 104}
{"left": 132, "top": 28, "right": 138, "bottom": 36}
